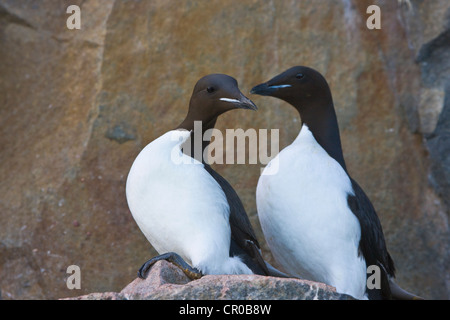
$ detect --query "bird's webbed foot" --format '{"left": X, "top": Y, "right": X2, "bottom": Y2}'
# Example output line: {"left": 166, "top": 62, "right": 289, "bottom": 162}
{"left": 138, "top": 252, "right": 203, "bottom": 280}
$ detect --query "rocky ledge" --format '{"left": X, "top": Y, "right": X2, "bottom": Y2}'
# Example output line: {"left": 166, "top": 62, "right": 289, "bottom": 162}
{"left": 65, "top": 260, "right": 353, "bottom": 300}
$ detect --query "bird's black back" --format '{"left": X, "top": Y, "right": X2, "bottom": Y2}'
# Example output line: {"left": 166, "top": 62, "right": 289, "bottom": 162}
{"left": 347, "top": 178, "right": 396, "bottom": 300}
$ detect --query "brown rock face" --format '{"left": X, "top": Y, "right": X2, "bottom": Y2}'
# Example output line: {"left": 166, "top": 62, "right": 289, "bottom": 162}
{"left": 0, "top": 0, "right": 448, "bottom": 299}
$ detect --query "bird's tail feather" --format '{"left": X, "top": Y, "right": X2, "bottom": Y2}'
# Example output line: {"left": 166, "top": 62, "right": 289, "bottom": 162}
{"left": 389, "top": 278, "right": 424, "bottom": 300}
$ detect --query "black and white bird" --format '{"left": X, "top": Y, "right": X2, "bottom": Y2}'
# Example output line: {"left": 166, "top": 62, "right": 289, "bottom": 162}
{"left": 251, "top": 66, "right": 421, "bottom": 300}
{"left": 126, "top": 74, "right": 279, "bottom": 279}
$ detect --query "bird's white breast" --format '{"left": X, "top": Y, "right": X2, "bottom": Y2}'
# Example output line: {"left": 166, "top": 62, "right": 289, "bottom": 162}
{"left": 256, "top": 125, "right": 367, "bottom": 299}
{"left": 126, "top": 130, "right": 235, "bottom": 274}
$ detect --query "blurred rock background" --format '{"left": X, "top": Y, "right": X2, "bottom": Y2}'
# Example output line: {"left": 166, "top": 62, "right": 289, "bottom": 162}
{"left": 0, "top": 0, "right": 448, "bottom": 299}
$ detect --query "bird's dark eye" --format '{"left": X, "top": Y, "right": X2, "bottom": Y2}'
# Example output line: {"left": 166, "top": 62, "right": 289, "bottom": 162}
{"left": 296, "top": 73, "right": 304, "bottom": 79}
{"left": 207, "top": 87, "right": 215, "bottom": 93}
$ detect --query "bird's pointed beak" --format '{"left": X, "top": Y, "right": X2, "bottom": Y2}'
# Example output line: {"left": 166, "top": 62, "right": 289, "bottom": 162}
{"left": 250, "top": 82, "right": 272, "bottom": 96}
{"left": 237, "top": 92, "right": 258, "bottom": 111}
{"left": 220, "top": 92, "right": 258, "bottom": 111}
{"left": 250, "top": 82, "right": 291, "bottom": 96}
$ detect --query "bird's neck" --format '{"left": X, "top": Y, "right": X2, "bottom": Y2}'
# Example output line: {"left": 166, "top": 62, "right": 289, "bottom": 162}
{"left": 295, "top": 101, "right": 347, "bottom": 172}
{"left": 176, "top": 116, "right": 217, "bottom": 163}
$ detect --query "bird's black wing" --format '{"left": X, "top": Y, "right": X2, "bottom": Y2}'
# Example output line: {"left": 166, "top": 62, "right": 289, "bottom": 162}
{"left": 347, "top": 178, "right": 396, "bottom": 299}
{"left": 203, "top": 164, "right": 269, "bottom": 275}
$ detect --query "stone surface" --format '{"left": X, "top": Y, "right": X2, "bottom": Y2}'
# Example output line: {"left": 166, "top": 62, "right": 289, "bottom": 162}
{"left": 66, "top": 260, "right": 352, "bottom": 300}
{"left": 0, "top": 0, "right": 448, "bottom": 300}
